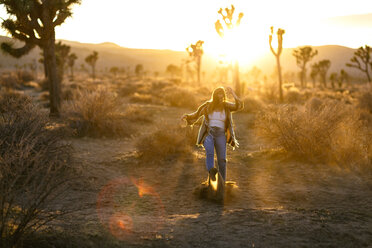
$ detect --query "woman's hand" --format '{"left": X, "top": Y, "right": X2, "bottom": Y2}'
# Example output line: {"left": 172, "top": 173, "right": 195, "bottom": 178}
{"left": 181, "top": 114, "right": 188, "bottom": 121}
{"left": 225, "top": 86, "right": 233, "bottom": 95}
{"left": 225, "top": 86, "right": 238, "bottom": 99}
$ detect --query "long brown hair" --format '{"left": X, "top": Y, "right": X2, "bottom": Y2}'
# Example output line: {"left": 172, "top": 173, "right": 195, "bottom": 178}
{"left": 208, "top": 87, "right": 226, "bottom": 113}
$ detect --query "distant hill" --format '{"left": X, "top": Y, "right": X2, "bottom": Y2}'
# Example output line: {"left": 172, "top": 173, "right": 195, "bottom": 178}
{"left": 0, "top": 35, "right": 364, "bottom": 79}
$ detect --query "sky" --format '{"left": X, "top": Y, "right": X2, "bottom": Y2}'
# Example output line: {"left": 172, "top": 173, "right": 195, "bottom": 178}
{"left": 1, "top": 0, "right": 372, "bottom": 65}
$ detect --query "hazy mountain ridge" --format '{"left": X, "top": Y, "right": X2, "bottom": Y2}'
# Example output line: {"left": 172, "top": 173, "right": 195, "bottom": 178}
{"left": 0, "top": 35, "right": 363, "bottom": 78}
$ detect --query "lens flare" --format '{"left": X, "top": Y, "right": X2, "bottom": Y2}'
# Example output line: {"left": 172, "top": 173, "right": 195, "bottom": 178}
{"left": 109, "top": 213, "right": 133, "bottom": 240}
{"left": 97, "top": 176, "right": 164, "bottom": 241}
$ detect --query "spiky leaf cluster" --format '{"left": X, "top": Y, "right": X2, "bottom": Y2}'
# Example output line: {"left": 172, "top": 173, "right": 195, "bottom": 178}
{"left": 215, "top": 4, "right": 243, "bottom": 38}
{"left": 293, "top": 46, "right": 318, "bottom": 68}
{"left": 269, "top": 26, "right": 285, "bottom": 57}
{"left": 346, "top": 45, "right": 371, "bottom": 82}
{"left": 186, "top": 40, "right": 204, "bottom": 61}
{"left": 0, "top": 0, "right": 81, "bottom": 57}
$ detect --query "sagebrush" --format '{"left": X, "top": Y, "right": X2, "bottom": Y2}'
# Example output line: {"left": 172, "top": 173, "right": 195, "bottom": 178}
{"left": 255, "top": 98, "right": 372, "bottom": 168}
{"left": 0, "top": 91, "right": 74, "bottom": 247}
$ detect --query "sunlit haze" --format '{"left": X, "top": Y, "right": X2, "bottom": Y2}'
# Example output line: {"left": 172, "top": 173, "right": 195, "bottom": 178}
{"left": 1, "top": 0, "right": 371, "bottom": 66}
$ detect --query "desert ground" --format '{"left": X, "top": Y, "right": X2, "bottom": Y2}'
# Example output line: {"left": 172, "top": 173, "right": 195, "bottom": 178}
{"left": 1, "top": 72, "right": 372, "bottom": 248}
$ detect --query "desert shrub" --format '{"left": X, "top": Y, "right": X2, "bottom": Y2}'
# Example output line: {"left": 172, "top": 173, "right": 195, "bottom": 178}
{"left": 160, "top": 86, "right": 198, "bottom": 109}
{"left": 357, "top": 91, "right": 372, "bottom": 113}
{"left": 62, "top": 87, "right": 76, "bottom": 101}
{"left": 0, "top": 72, "right": 21, "bottom": 90}
{"left": 0, "top": 91, "right": 33, "bottom": 113}
{"left": 66, "top": 88, "right": 134, "bottom": 138}
{"left": 136, "top": 124, "right": 197, "bottom": 163}
{"left": 260, "top": 81, "right": 278, "bottom": 103}
{"left": 255, "top": 99, "right": 371, "bottom": 168}
{"left": 129, "top": 93, "right": 154, "bottom": 104}
{"left": 16, "top": 70, "right": 34, "bottom": 83}
{"left": 118, "top": 82, "right": 142, "bottom": 97}
{"left": 0, "top": 91, "right": 73, "bottom": 247}
{"left": 150, "top": 81, "right": 172, "bottom": 93}
{"left": 284, "top": 89, "right": 303, "bottom": 104}
{"left": 122, "top": 105, "right": 153, "bottom": 123}
{"left": 241, "top": 95, "right": 264, "bottom": 113}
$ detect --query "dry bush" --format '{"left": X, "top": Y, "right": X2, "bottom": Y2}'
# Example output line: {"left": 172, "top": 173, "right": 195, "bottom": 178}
{"left": 0, "top": 72, "right": 21, "bottom": 90}
{"left": 0, "top": 91, "right": 74, "bottom": 247}
{"left": 122, "top": 105, "right": 153, "bottom": 123}
{"left": 136, "top": 124, "right": 197, "bottom": 163}
{"left": 357, "top": 91, "right": 372, "bottom": 113}
{"left": 241, "top": 95, "right": 264, "bottom": 113}
{"left": 260, "top": 81, "right": 278, "bottom": 103}
{"left": 160, "top": 86, "right": 199, "bottom": 109}
{"left": 129, "top": 93, "right": 155, "bottom": 104}
{"left": 118, "top": 82, "right": 143, "bottom": 97}
{"left": 255, "top": 99, "right": 372, "bottom": 168}
{"left": 0, "top": 90, "right": 33, "bottom": 113}
{"left": 65, "top": 88, "right": 134, "bottom": 138}
{"left": 16, "top": 70, "right": 34, "bottom": 84}
{"left": 284, "top": 88, "right": 306, "bottom": 104}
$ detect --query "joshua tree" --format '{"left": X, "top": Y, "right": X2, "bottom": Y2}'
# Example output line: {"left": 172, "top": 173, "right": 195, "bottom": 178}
{"left": 346, "top": 45, "right": 371, "bottom": 84}
{"left": 329, "top": 72, "right": 338, "bottom": 89}
{"left": 135, "top": 64, "right": 144, "bottom": 78}
{"left": 215, "top": 4, "right": 244, "bottom": 96}
{"left": 0, "top": 0, "right": 81, "bottom": 116}
{"left": 109, "top": 66, "right": 119, "bottom": 78}
{"left": 39, "top": 42, "right": 71, "bottom": 81}
{"left": 339, "top": 69, "right": 349, "bottom": 88}
{"left": 269, "top": 26, "right": 285, "bottom": 102}
{"left": 186, "top": 40, "right": 204, "bottom": 85}
{"left": 293, "top": 46, "right": 318, "bottom": 88}
{"left": 54, "top": 41, "right": 70, "bottom": 81}
{"left": 85, "top": 51, "right": 99, "bottom": 81}
{"left": 314, "top": 60, "right": 331, "bottom": 88}
{"left": 310, "top": 64, "right": 319, "bottom": 88}
{"left": 67, "top": 53, "right": 77, "bottom": 80}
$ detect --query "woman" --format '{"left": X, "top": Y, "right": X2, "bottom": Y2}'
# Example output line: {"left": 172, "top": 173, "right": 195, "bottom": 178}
{"left": 181, "top": 86, "right": 243, "bottom": 182}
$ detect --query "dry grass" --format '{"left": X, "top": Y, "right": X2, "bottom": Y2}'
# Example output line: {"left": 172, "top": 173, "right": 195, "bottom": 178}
{"left": 122, "top": 105, "right": 153, "bottom": 123}
{"left": 65, "top": 87, "right": 134, "bottom": 138}
{"left": 136, "top": 123, "right": 198, "bottom": 163}
{"left": 160, "top": 86, "right": 199, "bottom": 109}
{"left": 0, "top": 91, "right": 74, "bottom": 247}
{"left": 0, "top": 72, "right": 21, "bottom": 90}
{"left": 255, "top": 98, "right": 372, "bottom": 168}
{"left": 357, "top": 90, "right": 372, "bottom": 113}
{"left": 241, "top": 95, "right": 264, "bottom": 113}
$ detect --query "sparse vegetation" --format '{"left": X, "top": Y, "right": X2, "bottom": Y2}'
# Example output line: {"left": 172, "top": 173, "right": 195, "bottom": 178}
{"left": 0, "top": 91, "right": 74, "bottom": 247}
{"left": 136, "top": 124, "right": 197, "bottom": 163}
{"left": 255, "top": 98, "right": 372, "bottom": 168}
{"left": 0, "top": 0, "right": 82, "bottom": 117}
{"left": 65, "top": 87, "right": 134, "bottom": 138}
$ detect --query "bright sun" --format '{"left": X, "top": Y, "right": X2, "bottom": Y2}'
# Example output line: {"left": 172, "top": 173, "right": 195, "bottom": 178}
{"left": 204, "top": 22, "right": 269, "bottom": 68}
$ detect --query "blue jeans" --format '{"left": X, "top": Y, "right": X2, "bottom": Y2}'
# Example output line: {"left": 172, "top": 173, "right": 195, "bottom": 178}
{"left": 203, "top": 126, "right": 227, "bottom": 181}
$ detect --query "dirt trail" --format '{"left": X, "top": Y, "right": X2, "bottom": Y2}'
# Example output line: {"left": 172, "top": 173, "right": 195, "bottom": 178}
{"left": 64, "top": 107, "right": 372, "bottom": 247}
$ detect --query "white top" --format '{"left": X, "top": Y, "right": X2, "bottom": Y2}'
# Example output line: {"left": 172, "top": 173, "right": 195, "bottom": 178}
{"left": 208, "top": 110, "right": 226, "bottom": 129}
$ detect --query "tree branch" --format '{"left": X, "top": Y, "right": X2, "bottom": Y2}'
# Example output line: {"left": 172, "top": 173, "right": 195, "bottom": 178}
{"left": 1, "top": 42, "right": 35, "bottom": 58}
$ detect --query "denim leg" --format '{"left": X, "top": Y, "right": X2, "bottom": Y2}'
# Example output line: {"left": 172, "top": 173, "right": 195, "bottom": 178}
{"left": 203, "top": 134, "right": 215, "bottom": 172}
{"left": 215, "top": 132, "right": 227, "bottom": 181}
